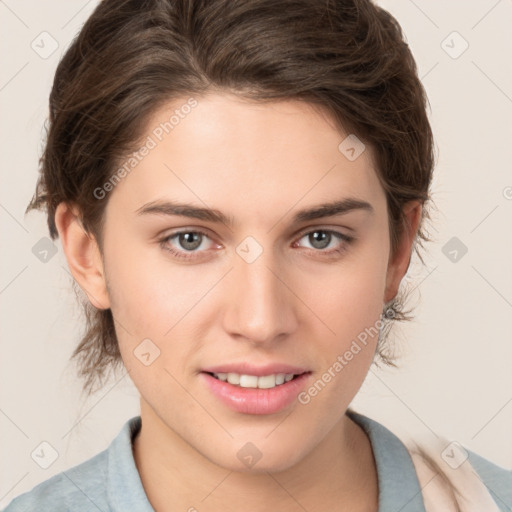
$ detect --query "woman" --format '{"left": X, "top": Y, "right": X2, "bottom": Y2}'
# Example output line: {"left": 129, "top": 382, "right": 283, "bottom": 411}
{"left": 4, "top": 0, "right": 511, "bottom": 510}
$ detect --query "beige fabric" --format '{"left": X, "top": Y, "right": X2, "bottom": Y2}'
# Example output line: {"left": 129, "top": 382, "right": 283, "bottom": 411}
{"left": 405, "top": 438, "right": 500, "bottom": 512}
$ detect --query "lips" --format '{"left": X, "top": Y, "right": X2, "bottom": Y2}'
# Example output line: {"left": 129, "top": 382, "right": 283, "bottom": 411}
{"left": 200, "top": 362, "right": 312, "bottom": 415}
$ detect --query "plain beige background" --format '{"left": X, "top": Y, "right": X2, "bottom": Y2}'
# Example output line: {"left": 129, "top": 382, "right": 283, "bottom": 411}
{"left": 1, "top": 0, "right": 511, "bottom": 507}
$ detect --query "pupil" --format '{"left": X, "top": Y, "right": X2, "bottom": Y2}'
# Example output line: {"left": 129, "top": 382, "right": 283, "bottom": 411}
{"left": 310, "top": 231, "right": 330, "bottom": 249}
{"left": 180, "top": 232, "right": 201, "bottom": 250}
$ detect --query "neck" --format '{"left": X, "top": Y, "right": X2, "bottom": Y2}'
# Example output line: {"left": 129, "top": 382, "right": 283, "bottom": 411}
{"left": 132, "top": 399, "right": 378, "bottom": 512}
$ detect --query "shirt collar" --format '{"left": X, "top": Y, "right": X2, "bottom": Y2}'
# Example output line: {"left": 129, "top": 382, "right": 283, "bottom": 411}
{"left": 107, "top": 415, "right": 153, "bottom": 511}
{"left": 348, "top": 410, "right": 427, "bottom": 512}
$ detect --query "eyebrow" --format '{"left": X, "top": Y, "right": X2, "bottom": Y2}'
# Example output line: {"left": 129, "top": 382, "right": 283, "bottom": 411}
{"left": 135, "top": 197, "right": 374, "bottom": 227}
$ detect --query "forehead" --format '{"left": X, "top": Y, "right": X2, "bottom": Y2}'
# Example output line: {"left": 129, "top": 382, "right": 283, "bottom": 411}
{"left": 106, "top": 93, "right": 385, "bottom": 223}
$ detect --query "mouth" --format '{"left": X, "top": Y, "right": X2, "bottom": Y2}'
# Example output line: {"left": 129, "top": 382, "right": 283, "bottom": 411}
{"left": 200, "top": 368, "right": 312, "bottom": 415}
{"left": 205, "top": 371, "right": 306, "bottom": 389}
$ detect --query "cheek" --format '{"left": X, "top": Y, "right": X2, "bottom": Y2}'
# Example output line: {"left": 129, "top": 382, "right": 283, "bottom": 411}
{"left": 303, "top": 244, "right": 388, "bottom": 397}
{"left": 104, "top": 236, "right": 202, "bottom": 332}
{"left": 103, "top": 240, "right": 218, "bottom": 385}
{"left": 315, "top": 252, "right": 387, "bottom": 342}
{"left": 296, "top": 272, "right": 385, "bottom": 426}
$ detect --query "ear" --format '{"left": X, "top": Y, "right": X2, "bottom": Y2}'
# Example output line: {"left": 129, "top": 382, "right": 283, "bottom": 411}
{"left": 384, "top": 200, "right": 422, "bottom": 304}
{"left": 54, "top": 202, "right": 110, "bottom": 310}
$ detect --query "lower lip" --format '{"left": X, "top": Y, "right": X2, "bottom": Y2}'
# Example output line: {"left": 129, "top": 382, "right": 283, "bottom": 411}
{"left": 201, "top": 372, "right": 311, "bottom": 415}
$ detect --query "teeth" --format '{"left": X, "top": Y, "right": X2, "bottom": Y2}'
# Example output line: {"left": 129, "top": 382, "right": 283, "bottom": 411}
{"left": 227, "top": 373, "right": 239, "bottom": 385}
{"left": 257, "top": 375, "right": 276, "bottom": 389}
{"left": 212, "top": 372, "right": 298, "bottom": 389}
{"left": 240, "top": 375, "right": 258, "bottom": 388}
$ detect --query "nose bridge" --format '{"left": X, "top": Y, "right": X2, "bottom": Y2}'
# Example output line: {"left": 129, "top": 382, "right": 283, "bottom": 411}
{"left": 224, "top": 239, "right": 297, "bottom": 343}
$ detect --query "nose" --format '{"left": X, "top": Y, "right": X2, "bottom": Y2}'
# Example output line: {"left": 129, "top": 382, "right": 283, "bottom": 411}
{"left": 221, "top": 246, "right": 298, "bottom": 345}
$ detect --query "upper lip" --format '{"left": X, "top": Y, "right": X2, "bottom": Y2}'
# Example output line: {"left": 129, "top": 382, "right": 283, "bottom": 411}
{"left": 202, "top": 362, "right": 309, "bottom": 377}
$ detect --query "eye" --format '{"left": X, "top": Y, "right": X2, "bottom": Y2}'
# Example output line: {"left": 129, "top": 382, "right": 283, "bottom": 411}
{"left": 159, "top": 227, "right": 354, "bottom": 261}
{"left": 294, "top": 228, "right": 354, "bottom": 256}
{"left": 159, "top": 229, "right": 218, "bottom": 260}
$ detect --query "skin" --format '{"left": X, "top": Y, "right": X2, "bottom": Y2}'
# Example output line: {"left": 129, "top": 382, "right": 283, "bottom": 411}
{"left": 55, "top": 92, "right": 421, "bottom": 512}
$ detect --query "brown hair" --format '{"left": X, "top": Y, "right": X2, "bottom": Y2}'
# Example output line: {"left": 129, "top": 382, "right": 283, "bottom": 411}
{"left": 27, "top": 0, "right": 436, "bottom": 395}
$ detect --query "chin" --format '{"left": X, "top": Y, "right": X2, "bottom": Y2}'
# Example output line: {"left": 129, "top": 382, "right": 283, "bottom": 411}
{"left": 205, "top": 437, "right": 310, "bottom": 474}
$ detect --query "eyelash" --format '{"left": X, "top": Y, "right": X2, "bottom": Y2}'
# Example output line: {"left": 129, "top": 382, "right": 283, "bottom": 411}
{"left": 159, "top": 228, "right": 354, "bottom": 261}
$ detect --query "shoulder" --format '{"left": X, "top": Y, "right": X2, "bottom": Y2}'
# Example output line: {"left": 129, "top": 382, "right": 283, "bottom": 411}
{"left": 467, "top": 449, "right": 512, "bottom": 511}
{"left": 347, "top": 409, "right": 512, "bottom": 511}
{"left": 406, "top": 437, "right": 512, "bottom": 512}
{"left": 2, "top": 416, "right": 145, "bottom": 512}
{"left": 2, "top": 449, "right": 109, "bottom": 512}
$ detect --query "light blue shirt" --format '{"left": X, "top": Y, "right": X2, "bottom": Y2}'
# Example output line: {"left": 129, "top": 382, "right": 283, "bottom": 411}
{"left": 3, "top": 412, "right": 511, "bottom": 511}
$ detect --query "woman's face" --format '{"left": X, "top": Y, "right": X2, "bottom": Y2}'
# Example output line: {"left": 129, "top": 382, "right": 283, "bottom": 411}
{"left": 98, "top": 92, "right": 403, "bottom": 471}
